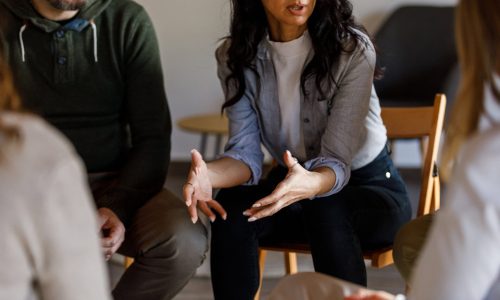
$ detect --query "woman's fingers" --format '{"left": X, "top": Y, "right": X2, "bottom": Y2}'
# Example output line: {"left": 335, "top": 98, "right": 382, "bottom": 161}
{"left": 246, "top": 201, "right": 281, "bottom": 222}
{"left": 191, "top": 149, "right": 205, "bottom": 170}
{"left": 284, "top": 150, "right": 299, "bottom": 169}
{"left": 188, "top": 196, "right": 199, "bottom": 224}
{"left": 252, "top": 181, "right": 286, "bottom": 208}
{"left": 198, "top": 201, "right": 216, "bottom": 222}
{"left": 207, "top": 200, "right": 227, "bottom": 220}
{"left": 191, "top": 197, "right": 228, "bottom": 223}
{"left": 251, "top": 193, "right": 278, "bottom": 208}
{"left": 183, "top": 182, "right": 195, "bottom": 207}
{"left": 199, "top": 200, "right": 228, "bottom": 222}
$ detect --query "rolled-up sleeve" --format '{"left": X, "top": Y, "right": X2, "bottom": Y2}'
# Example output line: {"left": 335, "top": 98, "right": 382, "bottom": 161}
{"left": 303, "top": 157, "right": 349, "bottom": 197}
{"left": 216, "top": 42, "right": 264, "bottom": 185}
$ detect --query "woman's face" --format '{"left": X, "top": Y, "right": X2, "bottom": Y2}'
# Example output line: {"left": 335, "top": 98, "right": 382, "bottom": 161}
{"left": 260, "top": 0, "right": 316, "bottom": 41}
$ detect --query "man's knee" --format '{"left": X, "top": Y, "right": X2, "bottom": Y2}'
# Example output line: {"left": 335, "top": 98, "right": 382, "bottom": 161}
{"left": 393, "top": 214, "right": 434, "bottom": 282}
{"left": 128, "top": 189, "right": 209, "bottom": 269}
{"left": 151, "top": 217, "right": 208, "bottom": 271}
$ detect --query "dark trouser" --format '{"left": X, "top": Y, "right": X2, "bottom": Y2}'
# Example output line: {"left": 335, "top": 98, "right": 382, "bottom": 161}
{"left": 89, "top": 175, "right": 209, "bottom": 300}
{"left": 210, "top": 147, "right": 411, "bottom": 300}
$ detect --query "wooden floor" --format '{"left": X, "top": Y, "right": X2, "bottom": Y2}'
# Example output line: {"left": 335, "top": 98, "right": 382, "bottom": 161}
{"left": 109, "top": 253, "right": 406, "bottom": 299}
{"left": 108, "top": 162, "right": 422, "bottom": 299}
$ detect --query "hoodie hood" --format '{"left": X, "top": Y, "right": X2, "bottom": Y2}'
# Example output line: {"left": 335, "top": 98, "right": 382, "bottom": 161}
{"left": 0, "top": 0, "right": 112, "bottom": 33}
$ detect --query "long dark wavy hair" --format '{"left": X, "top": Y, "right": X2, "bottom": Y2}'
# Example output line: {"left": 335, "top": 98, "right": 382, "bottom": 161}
{"left": 221, "top": 0, "right": 379, "bottom": 110}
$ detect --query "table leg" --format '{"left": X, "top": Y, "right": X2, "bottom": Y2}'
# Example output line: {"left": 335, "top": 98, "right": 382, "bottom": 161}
{"left": 200, "top": 133, "right": 208, "bottom": 158}
{"left": 214, "top": 134, "right": 222, "bottom": 158}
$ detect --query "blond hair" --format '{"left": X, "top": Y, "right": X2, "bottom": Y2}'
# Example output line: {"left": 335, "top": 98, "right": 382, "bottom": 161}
{"left": 441, "top": 0, "right": 500, "bottom": 180}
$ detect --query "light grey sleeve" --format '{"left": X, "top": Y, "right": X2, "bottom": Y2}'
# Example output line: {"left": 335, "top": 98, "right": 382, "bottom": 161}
{"left": 215, "top": 41, "right": 264, "bottom": 184}
{"left": 305, "top": 38, "right": 377, "bottom": 197}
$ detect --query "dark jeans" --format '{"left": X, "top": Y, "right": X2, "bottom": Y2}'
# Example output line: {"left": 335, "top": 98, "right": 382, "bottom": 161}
{"left": 210, "top": 147, "right": 411, "bottom": 300}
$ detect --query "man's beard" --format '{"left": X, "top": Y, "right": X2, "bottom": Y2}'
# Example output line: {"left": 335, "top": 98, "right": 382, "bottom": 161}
{"left": 47, "top": 0, "right": 86, "bottom": 11}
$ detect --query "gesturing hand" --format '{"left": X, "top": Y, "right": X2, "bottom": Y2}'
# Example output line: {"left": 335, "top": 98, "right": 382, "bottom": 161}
{"left": 344, "top": 289, "right": 396, "bottom": 300}
{"left": 183, "top": 149, "right": 227, "bottom": 224}
{"left": 98, "top": 208, "right": 125, "bottom": 261}
{"left": 244, "top": 150, "right": 322, "bottom": 222}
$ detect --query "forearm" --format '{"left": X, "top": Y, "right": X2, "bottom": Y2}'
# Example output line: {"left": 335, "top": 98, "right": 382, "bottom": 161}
{"left": 95, "top": 138, "right": 170, "bottom": 226}
{"left": 207, "top": 157, "right": 252, "bottom": 188}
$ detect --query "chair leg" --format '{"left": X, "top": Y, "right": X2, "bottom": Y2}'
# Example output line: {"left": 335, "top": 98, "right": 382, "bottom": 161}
{"left": 431, "top": 176, "right": 440, "bottom": 211}
{"left": 254, "top": 249, "right": 267, "bottom": 300}
{"left": 370, "top": 250, "right": 393, "bottom": 268}
{"left": 124, "top": 256, "right": 134, "bottom": 268}
{"left": 284, "top": 252, "right": 298, "bottom": 274}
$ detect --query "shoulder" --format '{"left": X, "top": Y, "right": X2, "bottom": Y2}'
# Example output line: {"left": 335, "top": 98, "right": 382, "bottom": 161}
{"left": 1, "top": 113, "right": 81, "bottom": 169}
{"left": 460, "top": 127, "right": 500, "bottom": 168}
{"left": 105, "top": 0, "right": 151, "bottom": 24}
{"left": 453, "top": 127, "right": 500, "bottom": 206}
{"left": 215, "top": 38, "right": 231, "bottom": 65}
{"left": 0, "top": 113, "right": 86, "bottom": 215}
{"left": 342, "top": 28, "right": 376, "bottom": 67}
{"left": 108, "top": 0, "right": 146, "bottom": 13}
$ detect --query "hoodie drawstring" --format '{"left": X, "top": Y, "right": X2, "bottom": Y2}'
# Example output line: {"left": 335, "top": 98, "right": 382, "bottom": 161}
{"left": 90, "top": 19, "right": 98, "bottom": 62}
{"left": 18, "top": 19, "right": 98, "bottom": 64}
{"left": 19, "top": 23, "right": 27, "bottom": 63}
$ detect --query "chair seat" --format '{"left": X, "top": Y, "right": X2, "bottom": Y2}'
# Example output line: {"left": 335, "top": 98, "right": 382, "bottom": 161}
{"left": 259, "top": 242, "right": 394, "bottom": 268}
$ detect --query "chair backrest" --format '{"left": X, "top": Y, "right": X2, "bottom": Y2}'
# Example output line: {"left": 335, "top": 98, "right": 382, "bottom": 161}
{"left": 374, "top": 6, "right": 457, "bottom": 106}
{"left": 381, "top": 94, "right": 446, "bottom": 216}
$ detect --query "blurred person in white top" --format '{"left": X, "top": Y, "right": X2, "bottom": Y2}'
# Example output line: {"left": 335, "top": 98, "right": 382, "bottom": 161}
{"left": 0, "top": 45, "right": 110, "bottom": 299}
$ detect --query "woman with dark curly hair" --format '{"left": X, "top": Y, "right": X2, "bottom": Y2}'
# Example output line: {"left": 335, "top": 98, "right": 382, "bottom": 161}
{"left": 182, "top": 1, "right": 411, "bottom": 298}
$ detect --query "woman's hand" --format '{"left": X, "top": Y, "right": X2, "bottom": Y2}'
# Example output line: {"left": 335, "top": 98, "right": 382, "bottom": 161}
{"left": 344, "top": 289, "right": 397, "bottom": 300}
{"left": 243, "top": 150, "right": 328, "bottom": 221}
{"left": 183, "top": 149, "right": 227, "bottom": 224}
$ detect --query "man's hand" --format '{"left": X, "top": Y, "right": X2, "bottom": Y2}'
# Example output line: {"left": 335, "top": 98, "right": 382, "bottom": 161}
{"left": 183, "top": 149, "right": 227, "bottom": 223}
{"left": 98, "top": 208, "right": 125, "bottom": 261}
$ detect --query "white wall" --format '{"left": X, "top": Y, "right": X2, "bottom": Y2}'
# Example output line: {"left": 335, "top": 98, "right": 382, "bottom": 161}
{"left": 136, "top": 0, "right": 456, "bottom": 163}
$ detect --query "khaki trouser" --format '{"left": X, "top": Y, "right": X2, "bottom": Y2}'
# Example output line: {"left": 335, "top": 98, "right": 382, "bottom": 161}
{"left": 108, "top": 188, "right": 209, "bottom": 300}
{"left": 393, "top": 213, "right": 435, "bottom": 283}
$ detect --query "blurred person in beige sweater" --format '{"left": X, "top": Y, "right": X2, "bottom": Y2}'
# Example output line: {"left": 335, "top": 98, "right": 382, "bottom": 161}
{"left": 0, "top": 42, "right": 110, "bottom": 299}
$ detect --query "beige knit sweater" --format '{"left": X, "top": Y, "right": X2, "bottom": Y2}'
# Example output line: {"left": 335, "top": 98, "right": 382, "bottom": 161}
{"left": 0, "top": 113, "right": 110, "bottom": 300}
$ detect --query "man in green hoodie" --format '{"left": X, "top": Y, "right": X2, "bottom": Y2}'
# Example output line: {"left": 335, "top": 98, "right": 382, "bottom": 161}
{"left": 0, "top": 0, "right": 209, "bottom": 299}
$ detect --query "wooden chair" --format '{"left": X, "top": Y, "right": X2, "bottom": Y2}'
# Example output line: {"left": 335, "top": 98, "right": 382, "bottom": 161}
{"left": 124, "top": 256, "right": 134, "bottom": 268}
{"left": 254, "top": 94, "right": 446, "bottom": 300}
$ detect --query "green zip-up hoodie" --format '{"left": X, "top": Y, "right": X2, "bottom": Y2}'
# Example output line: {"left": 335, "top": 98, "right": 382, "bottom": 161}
{"left": 0, "top": 0, "right": 171, "bottom": 226}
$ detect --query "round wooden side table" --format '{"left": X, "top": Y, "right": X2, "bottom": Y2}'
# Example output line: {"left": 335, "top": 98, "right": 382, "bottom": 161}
{"left": 177, "top": 113, "right": 229, "bottom": 158}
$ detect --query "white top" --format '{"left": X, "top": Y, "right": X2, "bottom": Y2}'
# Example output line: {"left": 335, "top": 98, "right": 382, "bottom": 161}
{"left": 409, "top": 75, "right": 500, "bottom": 300}
{"left": 0, "top": 113, "right": 110, "bottom": 300}
{"left": 268, "top": 31, "right": 312, "bottom": 161}
{"left": 479, "top": 74, "right": 500, "bottom": 131}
